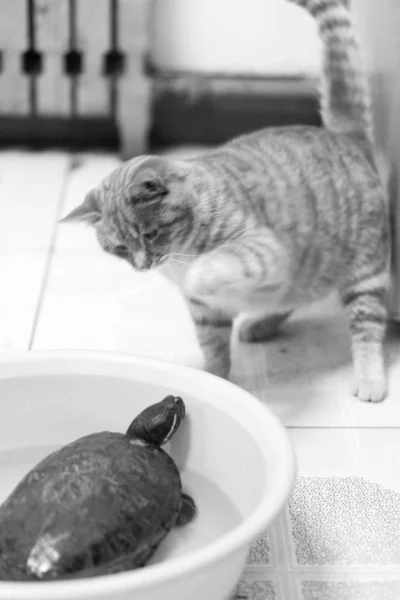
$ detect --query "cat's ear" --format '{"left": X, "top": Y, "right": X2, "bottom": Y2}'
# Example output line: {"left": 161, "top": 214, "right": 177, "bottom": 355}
{"left": 128, "top": 170, "right": 169, "bottom": 203}
{"left": 127, "top": 156, "right": 189, "bottom": 203}
{"left": 60, "top": 190, "right": 101, "bottom": 225}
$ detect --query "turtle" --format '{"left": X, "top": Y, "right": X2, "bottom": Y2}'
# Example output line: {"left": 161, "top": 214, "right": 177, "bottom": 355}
{"left": 0, "top": 395, "right": 196, "bottom": 581}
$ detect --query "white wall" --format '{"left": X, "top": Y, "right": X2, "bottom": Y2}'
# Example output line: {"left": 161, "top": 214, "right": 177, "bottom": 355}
{"left": 150, "top": 0, "right": 321, "bottom": 76}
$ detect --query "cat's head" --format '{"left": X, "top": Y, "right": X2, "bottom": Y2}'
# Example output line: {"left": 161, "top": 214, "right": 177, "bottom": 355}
{"left": 61, "top": 156, "right": 195, "bottom": 270}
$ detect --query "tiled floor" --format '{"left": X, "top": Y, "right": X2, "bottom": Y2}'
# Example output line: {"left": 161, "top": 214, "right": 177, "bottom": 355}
{"left": 1, "top": 150, "right": 400, "bottom": 600}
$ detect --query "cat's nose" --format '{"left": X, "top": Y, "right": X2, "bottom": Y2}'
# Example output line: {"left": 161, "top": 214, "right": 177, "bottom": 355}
{"left": 134, "top": 250, "right": 152, "bottom": 270}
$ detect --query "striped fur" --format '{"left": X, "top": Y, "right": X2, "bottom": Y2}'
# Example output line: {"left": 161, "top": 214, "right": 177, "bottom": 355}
{"left": 63, "top": 0, "right": 390, "bottom": 402}
{"left": 291, "top": 0, "right": 374, "bottom": 141}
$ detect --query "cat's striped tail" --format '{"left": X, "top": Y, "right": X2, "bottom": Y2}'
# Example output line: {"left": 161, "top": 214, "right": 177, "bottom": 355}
{"left": 288, "top": 0, "right": 374, "bottom": 142}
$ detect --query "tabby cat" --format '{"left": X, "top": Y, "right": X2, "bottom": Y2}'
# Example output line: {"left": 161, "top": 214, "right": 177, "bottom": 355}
{"left": 63, "top": 0, "right": 390, "bottom": 402}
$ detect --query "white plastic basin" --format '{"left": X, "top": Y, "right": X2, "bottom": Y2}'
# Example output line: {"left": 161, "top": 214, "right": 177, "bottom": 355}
{"left": 0, "top": 351, "right": 296, "bottom": 600}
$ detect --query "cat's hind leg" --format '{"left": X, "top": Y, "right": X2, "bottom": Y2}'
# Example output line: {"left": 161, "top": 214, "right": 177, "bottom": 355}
{"left": 341, "top": 273, "right": 389, "bottom": 402}
{"left": 238, "top": 311, "right": 292, "bottom": 343}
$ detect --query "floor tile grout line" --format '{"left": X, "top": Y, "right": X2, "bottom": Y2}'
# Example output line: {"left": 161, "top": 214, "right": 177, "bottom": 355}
{"left": 28, "top": 155, "right": 74, "bottom": 350}
{"left": 340, "top": 387, "right": 367, "bottom": 471}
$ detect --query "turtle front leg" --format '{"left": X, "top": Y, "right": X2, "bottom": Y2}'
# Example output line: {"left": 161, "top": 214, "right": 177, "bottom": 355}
{"left": 176, "top": 493, "right": 196, "bottom": 526}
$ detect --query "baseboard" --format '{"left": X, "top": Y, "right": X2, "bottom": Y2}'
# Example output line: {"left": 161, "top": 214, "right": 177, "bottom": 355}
{"left": 0, "top": 116, "right": 119, "bottom": 150}
{"left": 150, "top": 70, "right": 321, "bottom": 149}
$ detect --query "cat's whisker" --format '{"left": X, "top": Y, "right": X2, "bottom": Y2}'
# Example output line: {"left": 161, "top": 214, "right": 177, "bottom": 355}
{"left": 168, "top": 258, "right": 193, "bottom": 266}
{"left": 165, "top": 252, "right": 200, "bottom": 258}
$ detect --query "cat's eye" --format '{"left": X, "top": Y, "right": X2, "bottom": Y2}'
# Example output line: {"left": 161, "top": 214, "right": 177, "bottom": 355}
{"left": 114, "top": 244, "right": 129, "bottom": 258}
{"left": 143, "top": 229, "right": 158, "bottom": 241}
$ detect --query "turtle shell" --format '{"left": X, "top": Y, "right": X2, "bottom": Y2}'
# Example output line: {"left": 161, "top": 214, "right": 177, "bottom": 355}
{"left": 0, "top": 432, "right": 182, "bottom": 580}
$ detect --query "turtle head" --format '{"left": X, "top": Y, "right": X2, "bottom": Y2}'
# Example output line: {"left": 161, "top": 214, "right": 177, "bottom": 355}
{"left": 126, "top": 395, "right": 185, "bottom": 446}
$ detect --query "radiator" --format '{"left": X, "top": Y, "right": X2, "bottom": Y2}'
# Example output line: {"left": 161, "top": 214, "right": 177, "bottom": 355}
{"left": 0, "top": 0, "right": 151, "bottom": 157}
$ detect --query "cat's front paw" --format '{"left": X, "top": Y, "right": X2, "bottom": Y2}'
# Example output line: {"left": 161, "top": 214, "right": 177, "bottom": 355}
{"left": 185, "top": 255, "right": 243, "bottom": 299}
{"left": 203, "top": 348, "right": 231, "bottom": 379}
{"left": 203, "top": 357, "right": 231, "bottom": 380}
{"left": 352, "top": 376, "right": 387, "bottom": 403}
{"left": 184, "top": 262, "right": 219, "bottom": 299}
